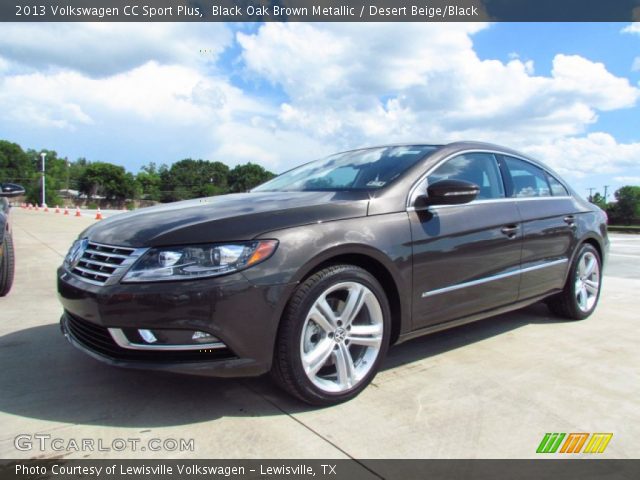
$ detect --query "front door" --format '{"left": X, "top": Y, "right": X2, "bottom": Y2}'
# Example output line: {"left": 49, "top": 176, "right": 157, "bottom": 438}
{"left": 409, "top": 152, "right": 522, "bottom": 329}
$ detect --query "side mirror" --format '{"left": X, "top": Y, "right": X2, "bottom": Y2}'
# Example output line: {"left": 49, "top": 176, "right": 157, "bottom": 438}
{"left": 423, "top": 179, "right": 479, "bottom": 206}
{"left": 0, "top": 183, "right": 26, "bottom": 198}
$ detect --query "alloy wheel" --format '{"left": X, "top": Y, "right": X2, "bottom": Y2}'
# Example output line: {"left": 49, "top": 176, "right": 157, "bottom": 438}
{"left": 575, "top": 251, "right": 600, "bottom": 312}
{"left": 299, "top": 281, "right": 384, "bottom": 393}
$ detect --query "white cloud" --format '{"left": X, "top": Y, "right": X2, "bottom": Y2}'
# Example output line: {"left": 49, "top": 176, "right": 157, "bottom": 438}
{"left": 1, "top": 22, "right": 639, "bottom": 180}
{"left": 0, "top": 23, "right": 232, "bottom": 77}
{"left": 621, "top": 23, "right": 640, "bottom": 35}
{"left": 524, "top": 133, "right": 640, "bottom": 178}
{"left": 236, "top": 23, "right": 639, "bottom": 173}
{"left": 632, "top": 57, "right": 640, "bottom": 72}
{"left": 613, "top": 176, "right": 640, "bottom": 184}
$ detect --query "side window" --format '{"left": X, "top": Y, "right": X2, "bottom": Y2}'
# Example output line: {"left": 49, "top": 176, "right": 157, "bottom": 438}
{"left": 503, "top": 157, "right": 551, "bottom": 198}
{"left": 427, "top": 153, "right": 505, "bottom": 200}
{"left": 546, "top": 173, "right": 569, "bottom": 196}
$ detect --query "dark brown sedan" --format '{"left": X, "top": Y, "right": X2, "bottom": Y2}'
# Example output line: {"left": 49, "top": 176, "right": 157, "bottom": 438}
{"left": 58, "top": 142, "right": 608, "bottom": 405}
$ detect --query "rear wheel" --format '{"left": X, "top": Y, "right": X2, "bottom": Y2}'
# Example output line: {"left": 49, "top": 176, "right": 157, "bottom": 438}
{"left": 0, "top": 233, "right": 15, "bottom": 296}
{"left": 272, "top": 265, "right": 390, "bottom": 405}
{"left": 547, "top": 244, "right": 601, "bottom": 320}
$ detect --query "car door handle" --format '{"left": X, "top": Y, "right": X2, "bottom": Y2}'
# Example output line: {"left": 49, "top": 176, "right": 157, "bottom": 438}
{"left": 564, "top": 215, "right": 577, "bottom": 227}
{"left": 501, "top": 225, "right": 519, "bottom": 238}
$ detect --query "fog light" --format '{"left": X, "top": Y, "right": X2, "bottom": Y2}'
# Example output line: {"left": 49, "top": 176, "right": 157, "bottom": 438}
{"left": 138, "top": 329, "right": 157, "bottom": 344}
{"left": 192, "top": 331, "right": 219, "bottom": 343}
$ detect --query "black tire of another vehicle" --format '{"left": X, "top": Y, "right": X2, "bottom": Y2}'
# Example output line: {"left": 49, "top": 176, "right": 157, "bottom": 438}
{"left": 0, "top": 233, "right": 15, "bottom": 296}
{"left": 272, "top": 264, "right": 391, "bottom": 406}
{"left": 547, "top": 243, "right": 602, "bottom": 320}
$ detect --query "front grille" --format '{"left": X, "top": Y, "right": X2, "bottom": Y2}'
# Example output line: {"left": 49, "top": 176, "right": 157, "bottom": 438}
{"left": 71, "top": 241, "right": 136, "bottom": 284}
{"left": 65, "top": 313, "right": 235, "bottom": 363}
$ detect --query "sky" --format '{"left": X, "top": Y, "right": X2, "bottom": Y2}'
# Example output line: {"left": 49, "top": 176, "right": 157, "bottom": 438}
{"left": 0, "top": 22, "right": 639, "bottom": 200}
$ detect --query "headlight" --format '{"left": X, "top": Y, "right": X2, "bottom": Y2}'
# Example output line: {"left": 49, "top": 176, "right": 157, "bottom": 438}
{"left": 122, "top": 240, "right": 278, "bottom": 282}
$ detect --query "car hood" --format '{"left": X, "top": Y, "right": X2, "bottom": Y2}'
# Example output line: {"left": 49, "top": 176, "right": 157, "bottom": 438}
{"left": 83, "top": 191, "right": 370, "bottom": 247}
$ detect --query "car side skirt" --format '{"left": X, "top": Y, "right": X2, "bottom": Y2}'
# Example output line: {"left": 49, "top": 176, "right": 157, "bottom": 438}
{"left": 396, "top": 291, "right": 561, "bottom": 344}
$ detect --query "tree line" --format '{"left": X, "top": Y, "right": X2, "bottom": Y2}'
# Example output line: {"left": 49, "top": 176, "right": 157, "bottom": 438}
{"left": 0, "top": 140, "right": 275, "bottom": 207}
{"left": 588, "top": 186, "right": 640, "bottom": 226}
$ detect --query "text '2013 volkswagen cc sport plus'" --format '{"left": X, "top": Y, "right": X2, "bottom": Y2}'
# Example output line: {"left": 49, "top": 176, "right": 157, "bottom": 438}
{"left": 58, "top": 142, "right": 608, "bottom": 405}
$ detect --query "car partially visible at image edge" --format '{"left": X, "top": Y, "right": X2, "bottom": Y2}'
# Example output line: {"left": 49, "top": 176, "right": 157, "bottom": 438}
{"left": 0, "top": 183, "right": 25, "bottom": 297}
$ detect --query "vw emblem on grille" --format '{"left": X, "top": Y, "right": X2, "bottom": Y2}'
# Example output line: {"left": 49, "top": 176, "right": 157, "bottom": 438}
{"left": 70, "top": 238, "right": 89, "bottom": 267}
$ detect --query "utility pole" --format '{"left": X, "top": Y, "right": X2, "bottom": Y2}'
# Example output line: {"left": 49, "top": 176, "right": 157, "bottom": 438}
{"left": 40, "top": 152, "right": 47, "bottom": 207}
{"left": 603, "top": 185, "right": 609, "bottom": 203}
{"left": 587, "top": 187, "right": 595, "bottom": 202}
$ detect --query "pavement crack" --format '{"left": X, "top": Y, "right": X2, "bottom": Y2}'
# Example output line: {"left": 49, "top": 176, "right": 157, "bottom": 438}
{"left": 239, "top": 380, "right": 385, "bottom": 479}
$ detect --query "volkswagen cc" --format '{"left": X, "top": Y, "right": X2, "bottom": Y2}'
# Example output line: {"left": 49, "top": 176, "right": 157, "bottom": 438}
{"left": 58, "top": 142, "right": 608, "bottom": 404}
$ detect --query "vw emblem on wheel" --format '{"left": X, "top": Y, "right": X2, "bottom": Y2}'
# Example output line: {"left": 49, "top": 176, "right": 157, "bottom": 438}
{"left": 334, "top": 327, "right": 347, "bottom": 343}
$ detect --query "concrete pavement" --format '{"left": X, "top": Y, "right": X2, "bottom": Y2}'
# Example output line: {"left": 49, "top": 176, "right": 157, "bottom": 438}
{"left": 1, "top": 208, "right": 638, "bottom": 459}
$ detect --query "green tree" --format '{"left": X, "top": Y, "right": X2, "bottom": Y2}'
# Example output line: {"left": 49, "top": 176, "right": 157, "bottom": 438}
{"left": 614, "top": 186, "right": 640, "bottom": 225}
{"left": 590, "top": 192, "right": 607, "bottom": 210}
{"left": 160, "top": 159, "right": 229, "bottom": 202}
{"left": 228, "top": 163, "right": 275, "bottom": 193}
{"left": 136, "top": 162, "right": 162, "bottom": 201}
{"left": 0, "top": 140, "right": 34, "bottom": 185}
{"left": 78, "top": 162, "right": 137, "bottom": 204}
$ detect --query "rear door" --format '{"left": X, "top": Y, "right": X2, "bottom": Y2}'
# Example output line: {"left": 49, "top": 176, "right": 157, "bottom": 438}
{"left": 409, "top": 152, "right": 522, "bottom": 329}
{"left": 499, "top": 155, "right": 579, "bottom": 300}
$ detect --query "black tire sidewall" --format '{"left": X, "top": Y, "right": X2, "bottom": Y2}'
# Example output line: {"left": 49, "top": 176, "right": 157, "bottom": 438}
{"left": 281, "top": 265, "right": 391, "bottom": 405}
{"left": 0, "top": 233, "right": 15, "bottom": 296}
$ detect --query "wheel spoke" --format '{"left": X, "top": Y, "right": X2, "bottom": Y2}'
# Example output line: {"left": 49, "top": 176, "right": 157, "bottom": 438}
{"left": 341, "top": 284, "right": 366, "bottom": 326}
{"left": 578, "top": 256, "right": 587, "bottom": 277}
{"left": 302, "top": 338, "right": 334, "bottom": 376}
{"left": 334, "top": 343, "right": 356, "bottom": 389}
{"left": 584, "top": 256, "right": 596, "bottom": 277}
{"left": 309, "top": 298, "right": 337, "bottom": 333}
{"left": 347, "top": 324, "right": 383, "bottom": 348}
{"left": 584, "top": 279, "right": 599, "bottom": 295}
{"left": 578, "top": 287, "right": 588, "bottom": 310}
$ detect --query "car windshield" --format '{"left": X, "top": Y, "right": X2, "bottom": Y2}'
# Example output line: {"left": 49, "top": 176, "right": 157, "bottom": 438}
{"left": 252, "top": 145, "right": 438, "bottom": 192}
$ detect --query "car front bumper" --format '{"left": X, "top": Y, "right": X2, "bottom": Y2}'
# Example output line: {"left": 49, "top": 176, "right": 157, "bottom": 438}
{"left": 57, "top": 267, "right": 296, "bottom": 377}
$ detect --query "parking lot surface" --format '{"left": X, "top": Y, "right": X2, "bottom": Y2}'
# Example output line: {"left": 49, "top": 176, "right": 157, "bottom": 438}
{"left": 1, "top": 208, "right": 638, "bottom": 459}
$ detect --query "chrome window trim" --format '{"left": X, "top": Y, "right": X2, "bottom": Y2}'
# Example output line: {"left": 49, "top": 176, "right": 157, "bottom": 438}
{"left": 406, "top": 149, "right": 572, "bottom": 209}
{"left": 108, "top": 328, "right": 227, "bottom": 351}
{"left": 406, "top": 195, "right": 573, "bottom": 212}
{"left": 420, "top": 258, "right": 568, "bottom": 298}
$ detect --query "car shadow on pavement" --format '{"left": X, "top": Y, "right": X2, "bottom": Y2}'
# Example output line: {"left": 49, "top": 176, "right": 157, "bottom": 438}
{"left": 0, "top": 303, "right": 565, "bottom": 427}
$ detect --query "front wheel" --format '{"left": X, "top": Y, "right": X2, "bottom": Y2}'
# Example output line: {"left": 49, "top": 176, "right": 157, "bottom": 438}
{"left": 272, "top": 265, "right": 391, "bottom": 405}
{"left": 0, "top": 233, "right": 15, "bottom": 297}
{"left": 547, "top": 244, "right": 602, "bottom": 320}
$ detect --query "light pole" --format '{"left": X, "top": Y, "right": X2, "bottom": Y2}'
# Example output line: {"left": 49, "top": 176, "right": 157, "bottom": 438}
{"left": 40, "top": 152, "right": 47, "bottom": 207}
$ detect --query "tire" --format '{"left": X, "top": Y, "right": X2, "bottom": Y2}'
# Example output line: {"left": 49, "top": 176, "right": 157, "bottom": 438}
{"left": 0, "top": 232, "right": 15, "bottom": 297}
{"left": 547, "top": 244, "right": 602, "bottom": 320}
{"left": 272, "top": 265, "right": 391, "bottom": 405}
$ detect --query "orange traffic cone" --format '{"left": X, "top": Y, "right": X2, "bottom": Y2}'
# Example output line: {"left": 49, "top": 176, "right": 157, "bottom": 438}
{"left": 55, "top": 205, "right": 60, "bottom": 214}
{"left": 44, "top": 204, "right": 49, "bottom": 212}
{"left": 35, "top": 204, "right": 39, "bottom": 211}
{"left": 95, "top": 208, "right": 103, "bottom": 220}
{"left": 64, "top": 207, "right": 69, "bottom": 216}
{"left": 75, "top": 207, "right": 82, "bottom": 217}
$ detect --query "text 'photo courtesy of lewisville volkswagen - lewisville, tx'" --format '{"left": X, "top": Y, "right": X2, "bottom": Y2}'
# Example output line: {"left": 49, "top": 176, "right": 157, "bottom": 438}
{"left": 1, "top": 1, "right": 639, "bottom": 479}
